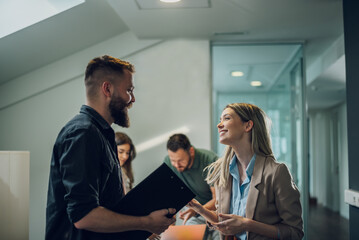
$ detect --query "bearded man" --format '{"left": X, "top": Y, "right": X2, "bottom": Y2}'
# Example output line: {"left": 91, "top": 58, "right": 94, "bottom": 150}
{"left": 164, "top": 133, "right": 220, "bottom": 240}
{"left": 46, "top": 55, "right": 175, "bottom": 240}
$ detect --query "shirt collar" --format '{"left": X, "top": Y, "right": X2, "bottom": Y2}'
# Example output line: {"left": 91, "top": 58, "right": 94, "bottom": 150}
{"left": 229, "top": 153, "right": 256, "bottom": 180}
{"left": 229, "top": 154, "right": 237, "bottom": 173}
{"left": 246, "top": 153, "right": 256, "bottom": 180}
{"left": 80, "top": 105, "right": 112, "bottom": 130}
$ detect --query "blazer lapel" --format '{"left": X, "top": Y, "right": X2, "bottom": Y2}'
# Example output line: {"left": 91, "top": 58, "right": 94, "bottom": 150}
{"left": 220, "top": 174, "right": 232, "bottom": 218}
{"left": 218, "top": 174, "right": 236, "bottom": 240}
{"left": 245, "top": 155, "right": 265, "bottom": 220}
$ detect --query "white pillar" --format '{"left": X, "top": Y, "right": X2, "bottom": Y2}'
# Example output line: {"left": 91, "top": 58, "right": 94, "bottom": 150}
{"left": 0, "top": 151, "right": 30, "bottom": 240}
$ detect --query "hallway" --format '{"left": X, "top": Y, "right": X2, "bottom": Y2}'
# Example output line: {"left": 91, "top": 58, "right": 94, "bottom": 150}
{"left": 308, "top": 203, "right": 349, "bottom": 240}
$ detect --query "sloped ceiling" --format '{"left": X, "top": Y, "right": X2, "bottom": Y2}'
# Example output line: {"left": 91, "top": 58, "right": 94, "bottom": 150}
{"left": 0, "top": 0, "right": 129, "bottom": 84}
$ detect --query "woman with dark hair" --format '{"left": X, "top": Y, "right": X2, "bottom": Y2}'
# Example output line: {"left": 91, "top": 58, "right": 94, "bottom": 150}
{"left": 187, "top": 103, "right": 303, "bottom": 240}
{"left": 115, "top": 132, "right": 136, "bottom": 193}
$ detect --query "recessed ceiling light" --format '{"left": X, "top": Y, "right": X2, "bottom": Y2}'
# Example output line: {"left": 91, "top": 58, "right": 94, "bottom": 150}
{"left": 250, "top": 81, "right": 262, "bottom": 87}
{"left": 231, "top": 71, "right": 244, "bottom": 77}
{"left": 160, "top": 0, "right": 181, "bottom": 3}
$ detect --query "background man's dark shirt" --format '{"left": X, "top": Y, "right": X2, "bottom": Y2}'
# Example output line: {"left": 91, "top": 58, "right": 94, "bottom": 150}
{"left": 46, "top": 105, "right": 125, "bottom": 240}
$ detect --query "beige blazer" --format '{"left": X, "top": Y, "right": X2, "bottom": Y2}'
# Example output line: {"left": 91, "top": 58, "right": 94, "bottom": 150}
{"left": 215, "top": 155, "right": 304, "bottom": 240}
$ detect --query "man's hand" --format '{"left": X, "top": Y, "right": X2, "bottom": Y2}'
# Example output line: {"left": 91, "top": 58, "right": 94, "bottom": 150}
{"left": 144, "top": 208, "right": 176, "bottom": 235}
{"left": 147, "top": 233, "right": 161, "bottom": 240}
{"left": 179, "top": 208, "right": 197, "bottom": 225}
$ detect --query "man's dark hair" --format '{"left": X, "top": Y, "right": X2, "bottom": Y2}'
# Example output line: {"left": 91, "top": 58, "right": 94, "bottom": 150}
{"left": 167, "top": 134, "right": 191, "bottom": 152}
{"left": 85, "top": 55, "right": 135, "bottom": 80}
{"left": 84, "top": 55, "right": 135, "bottom": 98}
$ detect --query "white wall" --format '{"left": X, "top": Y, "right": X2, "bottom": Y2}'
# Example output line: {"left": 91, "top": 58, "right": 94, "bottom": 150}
{"left": 309, "top": 111, "right": 331, "bottom": 207}
{"left": 0, "top": 31, "right": 211, "bottom": 240}
{"left": 309, "top": 102, "right": 349, "bottom": 219}
{"left": 113, "top": 39, "right": 211, "bottom": 184}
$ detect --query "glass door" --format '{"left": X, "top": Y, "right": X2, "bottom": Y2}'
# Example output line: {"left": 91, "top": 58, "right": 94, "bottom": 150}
{"left": 211, "top": 43, "right": 308, "bottom": 239}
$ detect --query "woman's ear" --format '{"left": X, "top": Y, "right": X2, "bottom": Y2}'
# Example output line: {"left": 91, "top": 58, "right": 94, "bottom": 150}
{"left": 245, "top": 120, "right": 254, "bottom": 132}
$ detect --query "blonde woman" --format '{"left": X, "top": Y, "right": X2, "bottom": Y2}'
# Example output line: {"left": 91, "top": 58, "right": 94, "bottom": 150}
{"left": 188, "top": 103, "right": 303, "bottom": 240}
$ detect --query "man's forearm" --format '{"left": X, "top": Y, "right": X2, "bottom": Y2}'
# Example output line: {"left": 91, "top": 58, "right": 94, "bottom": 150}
{"left": 74, "top": 206, "right": 149, "bottom": 233}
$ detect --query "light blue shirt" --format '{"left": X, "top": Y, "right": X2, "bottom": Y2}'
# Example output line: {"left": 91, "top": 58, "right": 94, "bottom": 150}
{"left": 229, "top": 153, "right": 256, "bottom": 240}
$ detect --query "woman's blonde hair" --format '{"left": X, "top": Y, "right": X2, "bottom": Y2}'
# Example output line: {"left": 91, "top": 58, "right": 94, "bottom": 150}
{"left": 206, "top": 103, "right": 274, "bottom": 187}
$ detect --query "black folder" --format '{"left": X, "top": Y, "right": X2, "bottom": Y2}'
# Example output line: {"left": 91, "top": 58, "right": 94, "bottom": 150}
{"left": 115, "top": 163, "right": 196, "bottom": 240}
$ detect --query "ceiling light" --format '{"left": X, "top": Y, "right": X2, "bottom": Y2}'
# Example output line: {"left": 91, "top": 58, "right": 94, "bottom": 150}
{"left": 231, "top": 71, "right": 244, "bottom": 77}
{"left": 160, "top": 0, "right": 181, "bottom": 3}
{"left": 251, "top": 81, "right": 262, "bottom": 87}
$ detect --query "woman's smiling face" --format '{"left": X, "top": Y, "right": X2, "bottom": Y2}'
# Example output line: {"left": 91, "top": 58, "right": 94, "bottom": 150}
{"left": 217, "top": 107, "right": 248, "bottom": 146}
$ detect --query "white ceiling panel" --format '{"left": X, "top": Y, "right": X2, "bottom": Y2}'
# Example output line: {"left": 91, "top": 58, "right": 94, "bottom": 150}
{"left": 135, "top": 0, "right": 210, "bottom": 9}
{"left": 212, "top": 44, "right": 301, "bottom": 92}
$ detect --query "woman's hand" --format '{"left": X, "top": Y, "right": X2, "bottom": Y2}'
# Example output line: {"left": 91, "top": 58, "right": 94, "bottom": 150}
{"left": 179, "top": 208, "right": 197, "bottom": 225}
{"left": 212, "top": 213, "right": 249, "bottom": 236}
{"left": 186, "top": 198, "right": 219, "bottom": 224}
{"left": 186, "top": 199, "right": 204, "bottom": 214}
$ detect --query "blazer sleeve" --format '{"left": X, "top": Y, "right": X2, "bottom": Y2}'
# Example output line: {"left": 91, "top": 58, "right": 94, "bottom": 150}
{"left": 273, "top": 164, "right": 304, "bottom": 240}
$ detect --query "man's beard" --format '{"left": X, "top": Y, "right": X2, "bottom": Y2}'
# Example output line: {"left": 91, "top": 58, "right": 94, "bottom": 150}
{"left": 109, "top": 94, "right": 132, "bottom": 128}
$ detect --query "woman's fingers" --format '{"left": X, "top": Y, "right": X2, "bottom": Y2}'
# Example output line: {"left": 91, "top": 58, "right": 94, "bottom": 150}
{"left": 212, "top": 219, "right": 229, "bottom": 227}
{"left": 218, "top": 213, "right": 233, "bottom": 219}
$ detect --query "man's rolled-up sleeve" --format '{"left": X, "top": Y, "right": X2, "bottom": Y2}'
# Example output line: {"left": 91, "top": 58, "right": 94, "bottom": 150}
{"left": 59, "top": 127, "right": 103, "bottom": 223}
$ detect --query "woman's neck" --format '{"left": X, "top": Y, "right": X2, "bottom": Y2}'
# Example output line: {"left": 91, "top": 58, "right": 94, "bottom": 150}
{"left": 232, "top": 143, "right": 254, "bottom": 170}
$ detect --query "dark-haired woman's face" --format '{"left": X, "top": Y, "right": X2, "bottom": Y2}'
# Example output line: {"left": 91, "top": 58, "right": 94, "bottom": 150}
{"left": 117, "top": 143, "right": 131, "bottom": 166}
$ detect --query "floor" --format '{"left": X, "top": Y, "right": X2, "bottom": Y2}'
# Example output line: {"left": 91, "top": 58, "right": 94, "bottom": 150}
{"left": 307, "top": 203, "right": 349, "bottom": 240}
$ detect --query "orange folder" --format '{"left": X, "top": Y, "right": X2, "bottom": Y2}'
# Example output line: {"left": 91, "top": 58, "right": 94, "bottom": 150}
{"left": 161, "top": 224, "right": 207, "bottom": 240}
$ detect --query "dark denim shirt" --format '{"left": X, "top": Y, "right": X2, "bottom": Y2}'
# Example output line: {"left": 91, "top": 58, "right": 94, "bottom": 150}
{"left": 46, "top": 105, "right": 125, "bottom": 240}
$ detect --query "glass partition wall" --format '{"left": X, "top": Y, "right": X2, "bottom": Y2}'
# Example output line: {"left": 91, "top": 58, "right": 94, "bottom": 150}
{"left": 211, "top": 43, "right": 308, "bottom": 239}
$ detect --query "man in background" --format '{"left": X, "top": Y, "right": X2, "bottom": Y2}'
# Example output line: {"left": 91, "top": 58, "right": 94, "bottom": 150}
{"left": 164, "top": 133, "right": 220, "bottom": 240}
{"left": 46, "top": 55, "right": 175, "bottom": 240}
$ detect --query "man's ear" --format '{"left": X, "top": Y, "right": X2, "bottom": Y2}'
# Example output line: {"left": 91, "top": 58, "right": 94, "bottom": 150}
{"left": 102, "top": 81, "right": 112, "bottom": 97}
{"left": 189, "top": 146, "right": 195, "bottom": 158}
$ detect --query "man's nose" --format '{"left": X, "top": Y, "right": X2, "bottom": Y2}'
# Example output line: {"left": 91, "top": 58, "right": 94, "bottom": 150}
{"left": 131, "top": 93, "right": 135, "bottom": 103}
